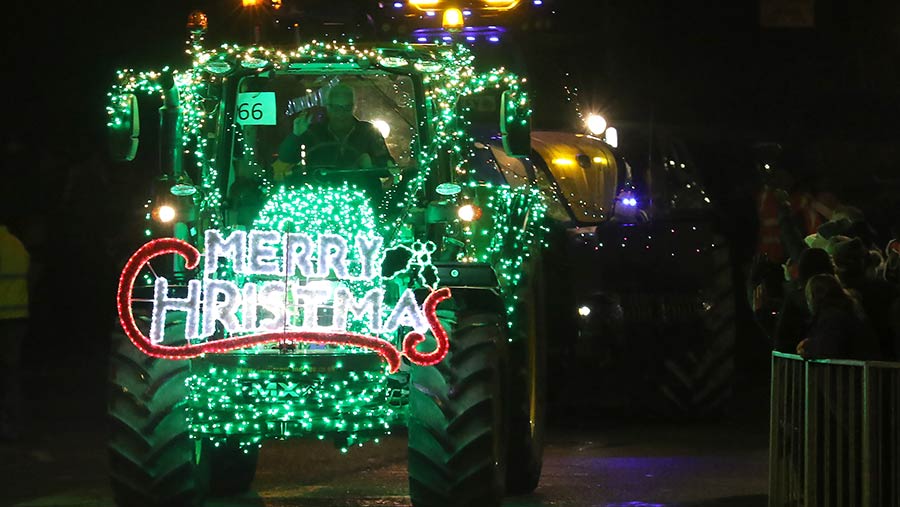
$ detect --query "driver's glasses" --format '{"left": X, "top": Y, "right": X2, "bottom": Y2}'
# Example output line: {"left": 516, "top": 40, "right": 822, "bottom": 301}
{"left": 328, "top": 102, "right": 353, "bottom": 112}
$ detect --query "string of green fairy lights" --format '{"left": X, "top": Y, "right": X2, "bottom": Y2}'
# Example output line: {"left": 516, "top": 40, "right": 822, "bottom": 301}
{"left": 109, "top": 40, "right": 547, "bottom": 450}
{"left": 187, "top": 359, "right": 402, "bottom": 452}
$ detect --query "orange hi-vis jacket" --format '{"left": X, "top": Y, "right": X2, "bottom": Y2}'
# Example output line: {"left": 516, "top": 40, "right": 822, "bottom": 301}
{"left": 0, "top": 226, "right": 29, "bottom": 320}
{"left": 756, "top": 186, "right": 785, "bottom": 263}
{"left": 791, "top": 192, "right": 833, "bottom": 237}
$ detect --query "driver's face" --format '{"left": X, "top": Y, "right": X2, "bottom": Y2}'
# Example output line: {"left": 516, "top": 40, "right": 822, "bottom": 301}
{"left": 326, "top": 98, "right": 354, "bottom": 123}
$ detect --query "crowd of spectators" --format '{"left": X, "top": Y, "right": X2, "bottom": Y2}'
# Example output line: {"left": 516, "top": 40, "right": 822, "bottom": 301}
{"left": 770, "top": 201, "right": 900, "bottom": 361}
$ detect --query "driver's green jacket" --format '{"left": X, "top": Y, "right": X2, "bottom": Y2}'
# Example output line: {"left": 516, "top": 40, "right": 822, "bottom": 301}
{"left": 277, "top": 118, "right": 392, "bottom": 169}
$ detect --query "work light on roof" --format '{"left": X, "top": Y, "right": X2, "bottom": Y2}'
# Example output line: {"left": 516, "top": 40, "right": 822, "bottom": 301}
{"left": 586, "top": 114, "right": 607, "bottom": 136}
{"left": 204, "top": 61, "right": 233, "bottom": 75}
{"left": 379, "top": 56, "right": 410, "bottom": 68}
{"left": 604, "top": 127, "right": 618, "bottom": 148}
{"left": 414, "top": 61, "right": 443, "bottom": 72}
{"left": 240, "top": 56, "right": 269, "bottom": 69}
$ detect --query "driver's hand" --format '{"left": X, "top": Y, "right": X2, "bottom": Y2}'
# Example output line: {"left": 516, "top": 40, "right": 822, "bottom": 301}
{"left": 292, "top": 112, "right": 312, "bottom": 136}
{"left": 273, "top": 159, "right": 294, "bottom": 181}
{"left": 357, "top": 153, "right": 373, "bottom": 169}
{"left": 388, "top": 164, "right": 401, "bottom": 183}
{"left": 383, "top": 164, "right": 401, "bottom": 190}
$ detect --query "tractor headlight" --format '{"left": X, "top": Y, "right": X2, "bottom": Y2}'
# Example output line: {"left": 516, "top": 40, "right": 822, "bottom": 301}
{"left": 586, "top": 114, "right": 607, "bottom": 136}
{"left": 155, "top": 205, "right": 177, "bottom": 223}
{"left": 458, "top": 204, "right": 482, "bottom": 222}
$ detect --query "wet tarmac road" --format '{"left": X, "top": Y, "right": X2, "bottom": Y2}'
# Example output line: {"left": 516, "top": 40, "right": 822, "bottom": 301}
{"left": 2, "top": 354, "right": 771, "bottom": 507}
{"left": 3, "top": 415, "right": 768, "bottom": 507}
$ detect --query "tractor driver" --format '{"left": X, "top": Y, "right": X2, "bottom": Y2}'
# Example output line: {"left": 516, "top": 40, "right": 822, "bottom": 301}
{"left": 274, "top": 84, "right": 395, "bottom": 195}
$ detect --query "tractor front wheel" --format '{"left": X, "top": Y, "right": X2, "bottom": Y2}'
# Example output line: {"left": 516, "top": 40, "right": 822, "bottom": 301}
{"left": 107, "top": 330, "right": 208, "bottom": 507}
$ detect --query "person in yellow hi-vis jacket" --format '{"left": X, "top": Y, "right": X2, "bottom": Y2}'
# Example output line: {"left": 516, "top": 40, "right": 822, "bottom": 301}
{"left": 0, "top": 220, "right": 28, "bottom": 441}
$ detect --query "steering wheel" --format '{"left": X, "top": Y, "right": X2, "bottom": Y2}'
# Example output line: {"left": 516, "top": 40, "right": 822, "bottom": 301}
{"left": 310, "top": 166, "right": 391, "bottom": 180}
{"left": 303, "top": 141, "right": 359, "bottom": 169}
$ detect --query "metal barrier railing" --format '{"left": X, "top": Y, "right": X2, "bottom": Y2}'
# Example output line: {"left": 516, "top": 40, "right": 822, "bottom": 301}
{"left": 769, "top": 352, "right": 900, "bottom": 507}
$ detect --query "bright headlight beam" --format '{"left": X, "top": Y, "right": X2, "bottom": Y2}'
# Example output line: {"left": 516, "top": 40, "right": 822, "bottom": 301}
{"left": 157, "top": 205, "right": 176, "bottom": 223}
{"left": 586, "top": 114, "right": 607, "bottom": 135}
{"left": 458, "top": 204, "right": 480, "bottom": 222}
{"left": 605, "top": 127, "right": 618, "bottom": 148}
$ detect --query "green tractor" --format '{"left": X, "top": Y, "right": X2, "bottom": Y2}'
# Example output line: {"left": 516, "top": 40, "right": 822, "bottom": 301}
{"left": 106, "top": 9, "right": 547, "bottom": 507}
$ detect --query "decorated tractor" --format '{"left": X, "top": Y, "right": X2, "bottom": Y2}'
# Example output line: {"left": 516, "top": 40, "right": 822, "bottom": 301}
{"left": 534, "top": 121, "right": 737, "bottom": 418}
{"left": 105, "top": 9, "right": 548, "bottom": 507}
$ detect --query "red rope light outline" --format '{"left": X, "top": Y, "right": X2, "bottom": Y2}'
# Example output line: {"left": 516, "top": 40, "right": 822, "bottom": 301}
{"left": 116, "top": 238, "right": 451, "bottom": 373}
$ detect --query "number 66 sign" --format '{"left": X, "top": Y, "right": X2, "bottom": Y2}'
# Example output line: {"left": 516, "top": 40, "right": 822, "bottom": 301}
{"left": 235, "top": 92, "right": 277, "bottom": 126}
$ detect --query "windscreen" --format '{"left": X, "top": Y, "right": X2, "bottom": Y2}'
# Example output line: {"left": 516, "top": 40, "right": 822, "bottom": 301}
{"left": 227, "top": 71, "right": 418, "bottom": 197}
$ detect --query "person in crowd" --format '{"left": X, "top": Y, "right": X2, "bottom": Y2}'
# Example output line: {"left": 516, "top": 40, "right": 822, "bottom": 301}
{"left": 828, "top": 236, "right": 900, "bottom": 361}
{"left": 749, "top": 167, "right": 795, "bottom": 338}
{"left": 882, "top": 223, "right": 900, "bottom": 284}
{"left": 0, "top": 214, "right": 29, "bottom": 441}
{"left": 882, "top": 223, "right": 900, "bottom": 358}
{"left": 805, "top": 205, "right": 878, "bottom": 252}
{"left": 773, "top": 248, "right": 834, "bottom": 353}
{"left": 797, "top": 274, "right": 880, "bottom": 360}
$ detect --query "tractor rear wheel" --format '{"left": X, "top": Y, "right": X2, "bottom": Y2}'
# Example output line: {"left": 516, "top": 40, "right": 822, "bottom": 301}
{"left": 408, "top": 309, "right": 508, "bottom": 507}
{"left": 656, "top": 239, "right": 736, "bottom": 417}
{"left": 505, "top": 264, "right": 547, "bottom": 495}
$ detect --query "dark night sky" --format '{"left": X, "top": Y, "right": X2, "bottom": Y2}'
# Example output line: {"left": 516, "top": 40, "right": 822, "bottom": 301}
{"left": 4, "top": 0, "right": 899, "bottom": 221}
{"left": 8, "top": 0, "right": 900, "bottom": 145}
{"left": 2, "top": 0, "right": 899, "bottom": 364}
{"left": 4, "top": 0, "right": 899, "bottom": 243}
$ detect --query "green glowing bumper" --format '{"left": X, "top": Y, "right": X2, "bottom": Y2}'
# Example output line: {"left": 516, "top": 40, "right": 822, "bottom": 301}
{"left": 186, "top": 352, "right": 406, "bottom": 448}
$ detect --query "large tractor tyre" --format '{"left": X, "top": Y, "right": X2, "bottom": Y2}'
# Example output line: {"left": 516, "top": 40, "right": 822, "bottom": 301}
{"left": 505, "top": 264, "right": 547, "bottom": 495}
{"left": 656, "top": 239, "right": 736, "bottom": 417}
{"left": 205, "top": 441, "right": 260, "bottom": 496}
{"left": 408, "top": 309, "right": 509, "bottom": 507}
{"left": 108, "top": 329, "right": 208, "bottom": 507}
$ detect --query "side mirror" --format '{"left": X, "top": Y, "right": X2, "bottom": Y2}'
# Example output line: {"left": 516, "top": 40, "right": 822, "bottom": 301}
{"left": 108, "top": 93, "right": 140, "bottom": 162}
{"left": 500, "top": 89, "right": 531, "bottom": 158}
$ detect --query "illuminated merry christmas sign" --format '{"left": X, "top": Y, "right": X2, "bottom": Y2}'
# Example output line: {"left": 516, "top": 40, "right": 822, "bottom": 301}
{"left": 117, "top": 231, "right": 450, "bottom": 373}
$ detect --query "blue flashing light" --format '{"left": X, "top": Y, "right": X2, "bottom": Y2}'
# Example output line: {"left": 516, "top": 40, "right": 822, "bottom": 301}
{"left": 411, "top": 26, "right": 505, "bottom": 45}
{"left": 426, "top": 11, "right": 436, "bottom": 17}
{"left": 462, "top": 9, "right": 472, "bottom": 15}
{"left": 534, "top": 0, "right": 543, "bottom": 4}
{"left": 393, "top": 1, "right": 403, "bottom": 7}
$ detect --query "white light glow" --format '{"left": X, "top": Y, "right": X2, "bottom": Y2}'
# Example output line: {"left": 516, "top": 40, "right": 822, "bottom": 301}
{"left": 604, "top": 127, "right": 618, "bottom": 148}
{"left": 372, "top": 119, "right": 391, "bottom": 138}
{"left": 586, "top": 114, "right": 607, "bottom": 135}
{"left": 458, "top": 204, "right": 478, "bottom": 222}
{"left": 578, "top": 305, "right": 591, "bottom": 317}
{"left": 157, "top": 205, "right": 176, "bottom": 223}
